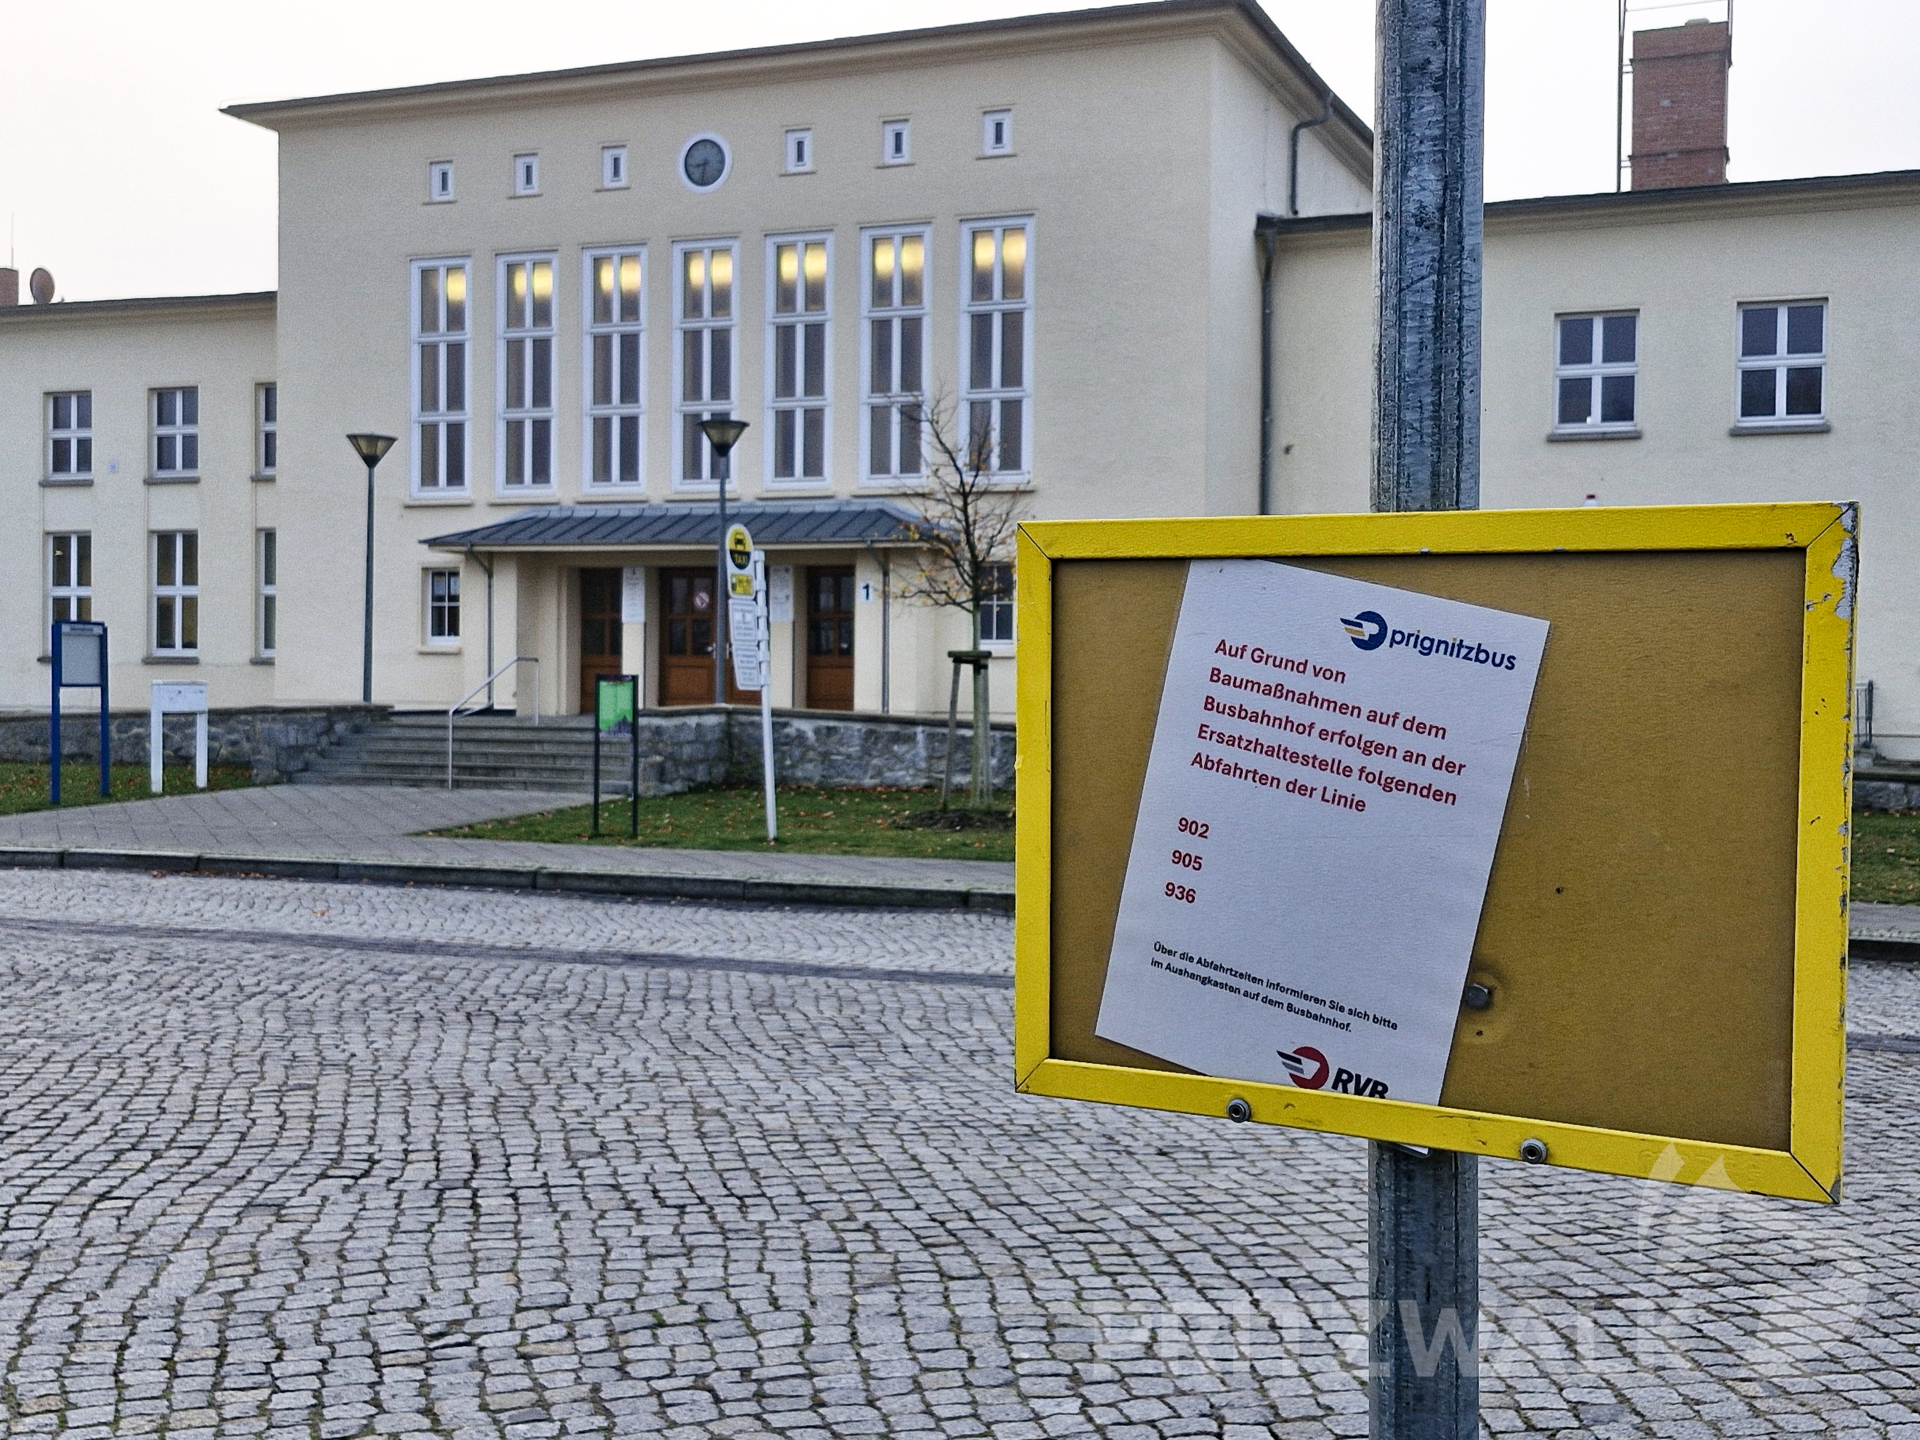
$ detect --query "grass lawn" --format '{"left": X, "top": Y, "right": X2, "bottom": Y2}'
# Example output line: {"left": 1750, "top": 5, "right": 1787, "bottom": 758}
{"left": 430, "top": 785, "right": 1014, "bottom": 862}
{"left": 1850, "top": 808, "right": 1920, "bottom": 905}
{"left": 0, "top": 760, "right": 255, "bottom": 817}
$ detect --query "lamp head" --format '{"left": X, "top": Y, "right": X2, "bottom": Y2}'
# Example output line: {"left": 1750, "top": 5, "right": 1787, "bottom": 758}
{"left": 697, "top": 416, "right": 749, "bottom": 458}
{"left": 347, "top": 432, "right": 397, "bottom": 465}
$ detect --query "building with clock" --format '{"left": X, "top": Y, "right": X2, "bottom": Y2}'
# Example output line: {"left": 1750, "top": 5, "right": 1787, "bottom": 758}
{"left": 4, "top": 1, "right": 1920, "bottom": 752}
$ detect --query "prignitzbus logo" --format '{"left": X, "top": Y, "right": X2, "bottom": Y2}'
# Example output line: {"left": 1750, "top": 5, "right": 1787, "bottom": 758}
{"left": 1340, "top": 609, "right": 1520, "bottom": 672}
{"left": 1279, "top": 1045, "right": 1390, "bottom": 1097}
{"left": 1341, "top": 611, "right": 1388, "bottom": 650}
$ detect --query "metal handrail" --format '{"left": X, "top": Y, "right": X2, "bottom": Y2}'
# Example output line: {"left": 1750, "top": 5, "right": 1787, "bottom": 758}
{"left": 447, "top": 656, "right": 539, "bottom": 789}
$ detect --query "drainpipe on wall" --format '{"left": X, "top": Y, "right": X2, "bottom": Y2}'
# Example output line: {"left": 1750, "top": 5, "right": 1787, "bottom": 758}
{"left": 1257, "top": 228, "right": 1276, "bottom": 516}
{"left": 1288, "top": 94, "right": 1335, "bottom": 217}
{"left": 465, "top": 544, "right": 495, "bottom": 710}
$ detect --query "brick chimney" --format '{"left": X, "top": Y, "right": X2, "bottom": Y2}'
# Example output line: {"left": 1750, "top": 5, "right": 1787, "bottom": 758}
{"left": 1631, "top": 18, "right": 1731, "bottom": 189}
{"left": 0, "top": 269, "right": 17, "bottom": 307}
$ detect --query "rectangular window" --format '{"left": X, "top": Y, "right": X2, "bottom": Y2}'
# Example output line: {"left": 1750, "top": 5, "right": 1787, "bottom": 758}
{"left": 1738, "top": 302, "right": 1826, "bottom": 424}
{"left": 961, "top": 220, "right": 1032, "bottom": 477}
{"left": 601, "top": 145, "right": 627, "bottom": 188}
{"left": 674, "top": 241, "right": 738, "bottom": 487}
{"left": 426, "top": 568, "right": 461, "bottom": 643}
{"left": 153, "top": 387, "right": 199, "bottom": 475}
{"left": 979, "top": 562, "right": 1014, "bottom": 645}
{"left": 785, "top": 128, "right": 813, "bottom": 173}
{"left": 413, "top": 259, "right": 470, "bottom": 491}
{"left": 48, "top": 392, "right": 92, "bottom": 478}
{"left": 982, "top": 109, "right": 1013, "bottom": 155}
{"left": 152, "top": 531, "right": 199, "bottom": 655}
{"left": 513, "top": 153, "right": 539, "bottom": 195}
{"left": 257, "top": 383, "right": 278, "bottom": 474}
{"left": 882, "top": 120, "right": 910, "bottom": 165}
{"left": 499, "top": 254, "right": 556, "bottom": 490}
{"left": 863, "top": 228, "right": 928, "bottom": 482}
{"left": 258, "top": 529, "right": 277, "bottom": 658}
{"left": 768, "top": 236, "right": 830, "bottom": 485}
{"left": 428, "top": 161, "right": 454, "bottom": 202}
{"left": 585, "top": 246, "right": 645, "bottom": 488}
{"left": 49, "top": 533, "right": 92, "bottom": 625}
{"left": 1553, "top": 313, "right": 1637, "bottom": 432}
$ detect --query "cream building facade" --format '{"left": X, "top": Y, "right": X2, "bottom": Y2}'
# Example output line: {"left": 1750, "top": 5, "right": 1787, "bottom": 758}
{"left": 5, "top": 0, "right": 1919, "bottom": 750}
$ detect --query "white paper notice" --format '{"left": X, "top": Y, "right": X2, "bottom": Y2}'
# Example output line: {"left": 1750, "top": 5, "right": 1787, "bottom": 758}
{"left": 1095, "top": 561, "right": 1549, "bottom": 1106}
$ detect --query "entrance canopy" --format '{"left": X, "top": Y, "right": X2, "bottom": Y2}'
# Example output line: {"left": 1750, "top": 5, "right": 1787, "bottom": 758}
{"left": 423, "top": 499, "right": 926, "bottom": 553}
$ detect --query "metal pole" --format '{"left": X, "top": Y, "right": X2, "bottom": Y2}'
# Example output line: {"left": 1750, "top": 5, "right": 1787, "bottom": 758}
{"left": 1370, "top": 0, "right": 1485, "bottom": 1435}
{"left": 591, "top": 688, "right": 602, "bottom": 837}
{"left": 714, "top": 449, "right": 730, "bottom": 707}
{"left": 97, "top": 632, "right": 110, "bottom": 797}
{"left": 362, "top": 457, "right": 376, "bottom": 704}
{"left": 49, "top": 625, "right": 61, "bottom": 807}
{"left": 630, "top": 676, "right": 640, "bottom": 839}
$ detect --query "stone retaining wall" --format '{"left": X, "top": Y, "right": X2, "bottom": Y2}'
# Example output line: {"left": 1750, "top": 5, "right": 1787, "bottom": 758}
{"left": 0, "top": 705, "right": 385, "bottom": 783}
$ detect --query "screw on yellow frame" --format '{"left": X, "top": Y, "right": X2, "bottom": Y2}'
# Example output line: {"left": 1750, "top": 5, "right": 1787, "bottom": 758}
{"left": 1014, "top": 503, "right": 1854, "bottom": 1203}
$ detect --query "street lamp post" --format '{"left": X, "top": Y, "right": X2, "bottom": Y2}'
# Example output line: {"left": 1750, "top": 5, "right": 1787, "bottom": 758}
{"left": 346, "top": 433, "right": 397, "bottom": 705}
{"left": 697, "top": 417, "right": 749, "bottom": 706}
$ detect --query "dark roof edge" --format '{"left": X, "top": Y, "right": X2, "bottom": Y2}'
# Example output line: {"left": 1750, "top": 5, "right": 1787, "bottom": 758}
{"left": 0, "top": 290, "right": 276, "bottom": 322}
{"left": 1257, "top": 167, "right": 1920, "bottom": 237}
{"left": 224, "top": 0, "right": 1368, "bottom": 147}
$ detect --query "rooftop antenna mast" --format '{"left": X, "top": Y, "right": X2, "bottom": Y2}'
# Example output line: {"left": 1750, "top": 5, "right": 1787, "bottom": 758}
{"left": 1617, "top": 0, "right": 1733, "bottom": 190}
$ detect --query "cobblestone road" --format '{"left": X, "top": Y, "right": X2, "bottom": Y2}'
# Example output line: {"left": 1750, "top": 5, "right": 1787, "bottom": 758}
{"left": 0, "top": 868, "right": 1914, "bottom": 1440}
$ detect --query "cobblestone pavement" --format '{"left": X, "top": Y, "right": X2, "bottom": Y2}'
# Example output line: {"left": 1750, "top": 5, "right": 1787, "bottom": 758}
{"left": 0, "top": 867, "right": 1914, "bottom": 1440}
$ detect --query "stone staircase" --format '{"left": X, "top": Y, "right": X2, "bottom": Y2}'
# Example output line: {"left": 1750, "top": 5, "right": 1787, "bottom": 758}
{"left": 292, "top": 711, "right": 663, "bottom": 792}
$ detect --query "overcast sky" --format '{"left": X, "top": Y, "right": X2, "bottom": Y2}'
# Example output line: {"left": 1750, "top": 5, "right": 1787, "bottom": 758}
{"left": 5, "top": 0, "right": 1917, "bottom": 301}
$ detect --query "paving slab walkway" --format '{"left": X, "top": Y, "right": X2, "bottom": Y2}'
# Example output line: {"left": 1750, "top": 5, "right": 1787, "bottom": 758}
{"left": 0, "top": 784, "right": 1013, "bottom": 911}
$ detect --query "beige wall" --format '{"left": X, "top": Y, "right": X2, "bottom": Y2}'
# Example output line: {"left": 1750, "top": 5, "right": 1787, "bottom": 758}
{"left": 0, "top": 298, "right": 277, "bottom": 714}
{"left": 1270, "top": 185, "right": 1920, "bottom": 754}
{"left": 259, "top": 15, "right": 1366, "bottom": 716}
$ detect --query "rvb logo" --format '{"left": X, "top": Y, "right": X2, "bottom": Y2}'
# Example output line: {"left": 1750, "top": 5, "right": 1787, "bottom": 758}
{"left": 1279, "top": 1045, "right": 1389, "bottom": 1097}
{"left": 1342, "top": 610, "right": 1388, "bottom": 651}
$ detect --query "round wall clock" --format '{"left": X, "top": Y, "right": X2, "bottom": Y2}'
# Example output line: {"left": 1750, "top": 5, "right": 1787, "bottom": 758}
{"left": 680, "top": 135, "right": 730, "bottom": 191}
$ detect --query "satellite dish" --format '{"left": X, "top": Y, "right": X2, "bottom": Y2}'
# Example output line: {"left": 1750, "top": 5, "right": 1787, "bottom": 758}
{"left": 28, "top": 268, "right": 54, "bottom": 304}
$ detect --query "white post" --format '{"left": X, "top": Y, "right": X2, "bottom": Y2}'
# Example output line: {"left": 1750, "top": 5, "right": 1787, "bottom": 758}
{"left": 755, "top": 553, "right": 777, "bottom": 842}
{"left": 195, "top": 711, "right": 209, "bottom": 789}
{"left": 149, "top": 700, "right": 163, "bottom": 794}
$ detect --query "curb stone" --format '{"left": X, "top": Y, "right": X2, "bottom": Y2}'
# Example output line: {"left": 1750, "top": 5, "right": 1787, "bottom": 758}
{"left": 0, "top": 845, "right": 1014, "bottom": 913}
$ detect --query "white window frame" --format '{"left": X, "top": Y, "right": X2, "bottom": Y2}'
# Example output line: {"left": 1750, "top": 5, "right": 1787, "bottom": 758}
{"left": 1736, "top": 300, "right": 1828, "bottom": 428}
{"left": 48, "top": 532, "right": 92, "bottom": 627}
{"left": 47, "top": 391, "right": 92, "bottom": 479}
{"left": 979, "top": 562, "right": 1015, "bottom": 650}
{"left": 1551, "top": 311, "right": 1638, "bottom": 435}
{"left": 257, "top": 528, "right": 277, "bottom": 659}
{"left": 582, "top": 245, "right": 647, "bottom": 491}
{"left": 764, "top": 233, "right": 832, "bottom": 489}
{"left": 882, "top": 120, "right": 911, "bottom": 165}
{"left": 601, "top": 145, "right": 628, "bottom": 189}
{"left": 151, "top": 531, "right": 199, "bottom": 657}
{"left": 958, "top": 217, "right": 1034, "bottom": 483}
{"left": 497, "top": 252, "right": 557, "bottom": 493}
{"left": 425, "top": 567, "right": 462, "bottom": 646}
{"left": 982, "top": 109, "right": 1013, "bottom": 156}
{"left": 785, "top": 129, "right": 814, "bottom": 173}
{"left": 411, "top": 257, "right": 471, "bottom": 494}
{"left": 428, "top": 161, "right": 455, "bottom": 202}
{"left": 257, "top": 383, "right": 278, "bottom": 475}
{"left": 512, "top": 152, "right": 540, "bottom": 196}
{"left": 672, "top": 239, "right": 740, "bottom": 491}
{"left": 152, "top": 387, "right": 199, "bottom": 476}
{"left": 860, "top": 225, "right": 930, "bottom": 486}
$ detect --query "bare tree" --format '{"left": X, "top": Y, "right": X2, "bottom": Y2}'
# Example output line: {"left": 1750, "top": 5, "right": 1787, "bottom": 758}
{"left": 893, "top": 393, "right": 1026, "bottom": 808}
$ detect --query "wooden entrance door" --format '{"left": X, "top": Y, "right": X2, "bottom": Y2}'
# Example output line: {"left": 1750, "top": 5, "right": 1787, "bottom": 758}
{"left": 658, "top": 568, "right": 756, "bottom": 706}
{"left": 806, "top": 566, "right": 855, "bottom": 710}
{"left": 579, "top": 568, "right": 625, "bottom": 713}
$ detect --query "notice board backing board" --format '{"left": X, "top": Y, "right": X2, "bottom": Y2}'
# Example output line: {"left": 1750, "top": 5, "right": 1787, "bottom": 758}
{"left": 1013, "top": 504, "right": 1854, "bottom": 1202}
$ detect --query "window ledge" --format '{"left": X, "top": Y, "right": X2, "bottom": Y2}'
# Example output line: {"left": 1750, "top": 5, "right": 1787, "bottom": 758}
{"left": 41, "top": 476, "right": 94, "bottom": 487}
{"left": 145, "top": 474, "right": 200, "bottom": 485}
{"left": 405, "top": 494, "right": 475, "bottom": 507}
{"left": 419, "top": 645, "right": 463, "bottom": 655}
{"left": 578, "top": 489, "right": 651, "bottom": 502}
{"left": 491, "top": 491, "right": 561, "bottom": 505}
{"left": 251, "top": 472, "right": 276, "bottom": 483}
{"left": 977, "top": 151, "right": 1018, "bottom": 160}
{"left": 143, "top": 655, "right": 200, "bottom": 665}
{"left": 1547, "top": 426, "right": 1641, "bottom": 443}
{"left": 250, "top": 656, "right": 276, "bottom": 666}
{"left": 1730, "top": 420, "right": 1830, "bottom": 436}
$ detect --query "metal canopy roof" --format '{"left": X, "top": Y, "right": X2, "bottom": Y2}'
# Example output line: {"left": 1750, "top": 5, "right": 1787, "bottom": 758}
{"left": 423, "top": 500, "right": 927, "bottom": 552}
